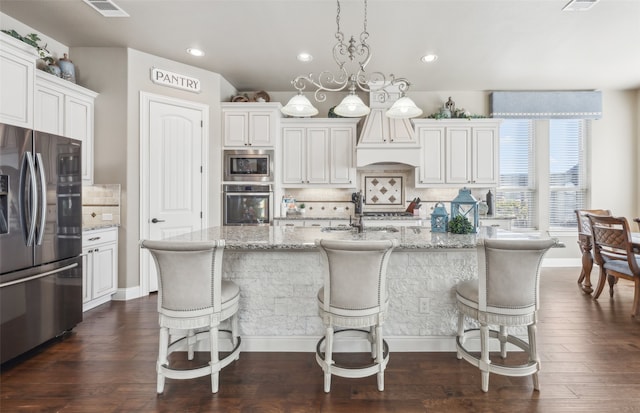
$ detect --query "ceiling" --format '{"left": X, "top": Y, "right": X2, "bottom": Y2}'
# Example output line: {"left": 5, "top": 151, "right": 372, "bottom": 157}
{"left": 1, "top": 0, "right": 639, "bottom": 93}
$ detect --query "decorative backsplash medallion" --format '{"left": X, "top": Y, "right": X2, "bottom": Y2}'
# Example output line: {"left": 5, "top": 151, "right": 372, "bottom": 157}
{"left": 364, "top": 176, "right": 404, "bottom": 205}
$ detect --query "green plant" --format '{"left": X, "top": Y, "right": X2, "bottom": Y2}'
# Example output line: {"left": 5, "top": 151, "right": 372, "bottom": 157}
{"left": 2, "top": 29, "right": 53, "bottom": 64}
{"left": 299, "top": 203, "right": 305, "bottom": 209}
{"left": 448, "top": 215, "right": 475, "bottom": 234}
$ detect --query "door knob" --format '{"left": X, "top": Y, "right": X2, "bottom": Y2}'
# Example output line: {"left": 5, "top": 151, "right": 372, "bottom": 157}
{"left": 151, "top": 218, "right": 165, "bottom": 223}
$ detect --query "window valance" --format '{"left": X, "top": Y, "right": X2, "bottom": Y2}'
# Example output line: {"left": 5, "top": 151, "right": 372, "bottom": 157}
{"left": 490, "top": 91, "right": 602, "bottom": 119}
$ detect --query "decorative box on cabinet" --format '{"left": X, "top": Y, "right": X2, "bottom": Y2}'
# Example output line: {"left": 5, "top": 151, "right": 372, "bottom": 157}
{"left": 222, "top": 102, "right": 282, "bottom": 147}
{"left": 34, "top": 71, "right": 98, "bottom": 184}
{"left": 413, "top": 119, "right": 501, "bottom": 187}
{"left": 82, "top": 227, "right": 118, "bottom": 312}
{"left": 0, "top": 34, "right": 37, "bottom": 128}
{"left": 281, "top": 118, "right": 358, "bottom": 188}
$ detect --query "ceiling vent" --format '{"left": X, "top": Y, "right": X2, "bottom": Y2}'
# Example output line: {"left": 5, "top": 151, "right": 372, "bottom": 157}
{"left": 83, "top": 0, "right": 129, "bottom": 17}
{"left": 562, "top": 0, "right": 600, "bottom": 11}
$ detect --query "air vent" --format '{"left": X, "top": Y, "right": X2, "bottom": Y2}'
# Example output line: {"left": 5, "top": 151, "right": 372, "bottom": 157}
{"left": 562, "top": 0, "right": 600, "bottom": 11}
{"left": 83, "top": 0, "right": 129, "bottom": 17}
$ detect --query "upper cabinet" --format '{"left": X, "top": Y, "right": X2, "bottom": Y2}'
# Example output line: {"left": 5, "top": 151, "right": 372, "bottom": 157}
{"left": 281, "top": 118, "right": 358, "bottom": 188}
{"left": 413, "top": 119, "right": 501, "bottom": 187}
{"left": 0, "top": 34, "right": 36, "bottom": 128}
{"left": 357, "top": 108, "right": 417, "bottom": 146}
{"left": 222, "top": 102, "right": 282, "bottom": 147}
{"left": 35, "top": 72, "right": 98, "bottom": 184}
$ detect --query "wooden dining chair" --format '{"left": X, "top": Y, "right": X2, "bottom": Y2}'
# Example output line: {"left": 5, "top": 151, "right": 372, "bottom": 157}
{"left": 588, "top": 215, "right": 640, "bottom": 318}
{"left": 634, "top": 217, "right": 640, "bottom": 231}
{"left": 574, "top": 209, "right": 611, "bottom": 294}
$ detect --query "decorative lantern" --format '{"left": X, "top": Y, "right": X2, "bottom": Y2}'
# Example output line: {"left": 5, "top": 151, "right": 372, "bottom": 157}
{"left": 451, "top": 187, "right": 479, "bottom": 233}
{"left": 431, "top": 202, "right": 449, "bottom": 233}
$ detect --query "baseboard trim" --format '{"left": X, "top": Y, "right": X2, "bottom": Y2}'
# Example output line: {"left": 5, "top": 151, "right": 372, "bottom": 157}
{"left": 543, "top": 258, "right": 580, "bottom": 267}
{"left": 113, "top": 285, "right": 142, "bottom": 301}
{"left": 239, "top": 335, "right": 458, "bottom": 352}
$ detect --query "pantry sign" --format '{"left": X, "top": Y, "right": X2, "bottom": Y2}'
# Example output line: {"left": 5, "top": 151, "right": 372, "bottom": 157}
{"left": 151, "top": 67, "right": 201, "bottom": 93}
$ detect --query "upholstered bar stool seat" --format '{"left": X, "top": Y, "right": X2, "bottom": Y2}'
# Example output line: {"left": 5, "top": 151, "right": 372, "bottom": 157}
{"left": 140, "top": 239, "right": 241, "bottom": 394}
{"left": 456, "top": 238, "right": 555, "bottom": 392}
{"left": 315, "top": 238, "right": 398, "bottom": 393}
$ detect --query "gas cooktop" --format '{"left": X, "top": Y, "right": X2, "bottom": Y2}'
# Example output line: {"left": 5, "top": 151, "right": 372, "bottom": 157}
{"left": 362, "top": 211, "right": 415, "bottom": 217}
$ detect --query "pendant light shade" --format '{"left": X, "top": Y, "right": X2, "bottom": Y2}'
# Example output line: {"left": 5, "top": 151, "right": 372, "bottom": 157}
{"left": 333, "top": 94, "right": 371, "bottom": 118}
{"left": 386, "top": 96, "right": 423, "bottom": 119}
{"left": 281, "top": 93, "right": 319, "bottom": 117}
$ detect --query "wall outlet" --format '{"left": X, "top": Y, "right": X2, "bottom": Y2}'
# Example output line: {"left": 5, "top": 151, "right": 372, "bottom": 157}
{"left": 102, "top": 213, "right": 113, "bottom": 221}
{"left": 419, "top": 298, "right": 429, "bottom": 313}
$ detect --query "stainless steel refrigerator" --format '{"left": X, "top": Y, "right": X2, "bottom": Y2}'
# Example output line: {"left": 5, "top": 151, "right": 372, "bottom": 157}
{"left": 0, "top": 123, "right": 83, "bottom": 364}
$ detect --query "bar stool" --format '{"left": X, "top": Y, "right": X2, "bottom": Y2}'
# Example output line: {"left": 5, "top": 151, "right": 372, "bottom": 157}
{"left": 456, "top": 238, "right": 555, "bottom": 392}
{"left": 314, "top": 238, "right": 398, "bottom": 392}
{"left": 140, "top": 240, "right": 241, "bottom": 394}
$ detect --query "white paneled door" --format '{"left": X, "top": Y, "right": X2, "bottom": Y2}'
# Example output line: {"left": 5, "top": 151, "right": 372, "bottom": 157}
{"left": 140, "top": 93, "right": 208, "bottom": 293}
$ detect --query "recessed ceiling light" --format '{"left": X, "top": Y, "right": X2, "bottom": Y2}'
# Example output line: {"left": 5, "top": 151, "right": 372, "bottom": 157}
{"left": 187, "top": 48, "right": 205, "bottom": 57}
{"left": 421, "top": 54, "right": 438, "bottom": 63}
{"left": 297, "top": 53, "right": 313, "bottom": 62}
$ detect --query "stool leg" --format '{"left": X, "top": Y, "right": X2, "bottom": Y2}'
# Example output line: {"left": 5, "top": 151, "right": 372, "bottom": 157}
{"left": 323, "top": 326, "right": 334, "bottom": 393}
{"left": 157, "top": 326, "right": 169, "bottom": 394}
{"left": 187, "top": 329, "right": 196, "bottom": 360}
{"left": 480, "top": 323, "right": 491, "bottom": 392}
{"left": 210, "top": 326, "right": 220, "bottom": 393}
{"left": 499, "top": 325, "right": 508, "bottom": 359}
{"left": 231, "top": 313, "right": 240, "bottom": 361}
{"left": 456, "top": 312, "right": 465, "bottom": 360}
{"left": 369, "top": 326, "right": 376, "bottom": 359}
{"left": 528, "top": 323, "right": 540, "bottom": 391}
{"left": 376, "top": 324, "right": 384, "bottom": 391}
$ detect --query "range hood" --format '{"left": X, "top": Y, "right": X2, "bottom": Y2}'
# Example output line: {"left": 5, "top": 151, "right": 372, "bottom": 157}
{"left": 356, "top": 109, "right": 420, "bottom": 167}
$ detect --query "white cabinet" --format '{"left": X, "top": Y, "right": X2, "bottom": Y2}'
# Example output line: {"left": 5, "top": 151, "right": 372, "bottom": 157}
{"left": 414, "top": 119, "right": 501, "bottom": 187}
{"left": 82, "top": 227, "right": 118, "bottom": 312}
{"left": 222, "top": 102, "right": 282, "bottom": 147}
{"left": 358, "top": 108, "right": 417, "bottom": 146}
{"left": 0, "top": 34, "right": 36, "bottom": 128}
{"left": 34, "top": 72, "right": 98, "bottom": 184}
{"left": 281, "top": 118, "right": 358, "bottom": 188}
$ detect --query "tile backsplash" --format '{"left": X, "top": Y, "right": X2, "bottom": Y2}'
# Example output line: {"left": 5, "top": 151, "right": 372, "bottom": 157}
{"left": 283, "top": 165, "right": 494, "bottom": 218}
{"left": 82, "top": 184, "right": 121, "bottom": 228}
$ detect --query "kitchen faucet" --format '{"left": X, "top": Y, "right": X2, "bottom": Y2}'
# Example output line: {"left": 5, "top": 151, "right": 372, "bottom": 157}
{"left": 350, "top": 214, "right": 365, "bottom": 233}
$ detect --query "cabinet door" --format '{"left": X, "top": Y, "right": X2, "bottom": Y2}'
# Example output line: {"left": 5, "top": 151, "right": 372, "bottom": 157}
{"left": 0, "top": 46, "right": 34, "bottom": 128}
{"left": 418, "top": 127, "right": 446, "bottom": 184}
{"left": 472, "top": 127, "right": 498, "bottom": 184}
{"left": 92, "top": 243, "right": 118, "bottom": 298}
{"left": 223, "top": 111, "right": 249, "bottom": 146}
{"left": 330, "top": 127, "right": 355, "bottom": 185}
{"left": 306, "top": 128, "right": 329, "bottom": 184}
{"left": 282, "top": 127, "right": 305, "bottom": 184}
{"left": 446, "top": 127, "right": 472, "bottom": 184}
{"left": 248, "top": 111, "right": 275, "bottom": 146}
{"left": 65, "top": 95, "right": 94, "bottom": 184}
{"left": 34, "top": 81, "right": 65, "bottom": 135}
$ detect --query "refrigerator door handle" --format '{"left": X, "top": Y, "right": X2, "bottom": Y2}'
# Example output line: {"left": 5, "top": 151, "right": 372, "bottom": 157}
{"left": 19, "top": 151, "right": 38, "bottom": 247}
{"left": 35, "top": 152, "right": 47, "bottom": 246}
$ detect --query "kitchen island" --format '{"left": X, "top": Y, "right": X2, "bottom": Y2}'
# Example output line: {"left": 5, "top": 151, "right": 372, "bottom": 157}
{"left": 171, "top": 225, "right": 557, "bottom": 352}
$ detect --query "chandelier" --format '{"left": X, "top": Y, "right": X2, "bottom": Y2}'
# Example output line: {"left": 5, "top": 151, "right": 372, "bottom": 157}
{"left": 281, "top": 0, "right": 423, "bottom": 119}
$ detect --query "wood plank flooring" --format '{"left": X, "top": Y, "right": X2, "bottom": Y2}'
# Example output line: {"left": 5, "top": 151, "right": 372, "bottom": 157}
{"left": 2, "top": 267, "right": 640, "bottom": 413}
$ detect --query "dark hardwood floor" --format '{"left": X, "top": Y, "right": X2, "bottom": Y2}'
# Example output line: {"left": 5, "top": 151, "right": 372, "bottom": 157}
{"left": 2, "top": 267, "right": 640, "bottom": 413}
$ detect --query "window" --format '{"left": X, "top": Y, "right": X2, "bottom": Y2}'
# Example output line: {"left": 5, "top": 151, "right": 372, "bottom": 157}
{"left": 497, "top": 118, "right": 588, "bottom": 231}
{"left": 497, "top": 120, "right": 536, "bottom": 229}
{"left": 548, "top": 119, "right": 587, "bottom": 230}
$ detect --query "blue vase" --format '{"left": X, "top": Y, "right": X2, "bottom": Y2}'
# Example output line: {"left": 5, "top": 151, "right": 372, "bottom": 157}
{"left": 58, "top": 53, "right": 76, "bottom": 83}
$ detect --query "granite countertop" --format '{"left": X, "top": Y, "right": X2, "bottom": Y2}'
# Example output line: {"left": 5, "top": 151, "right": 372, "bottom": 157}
{"left": 82, "top": 224, "right": 120, "bottom": 232}
{"left": 171, "top": 225, "right": 559, "bottom": 250}
{"left": 274, "top": 215, "right": 423, "bottom": 221}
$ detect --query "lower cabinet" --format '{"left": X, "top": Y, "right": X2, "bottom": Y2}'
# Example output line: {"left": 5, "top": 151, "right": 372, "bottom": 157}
{"left": 82, "top": 227, "right": 118, "bottom": 312}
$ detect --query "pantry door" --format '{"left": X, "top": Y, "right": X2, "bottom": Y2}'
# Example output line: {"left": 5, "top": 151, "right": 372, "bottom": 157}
{"left": 140, "top": 92, "right": 209, "bottom": 294}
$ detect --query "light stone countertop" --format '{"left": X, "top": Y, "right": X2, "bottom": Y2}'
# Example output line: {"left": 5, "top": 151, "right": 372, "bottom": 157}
{"left": 171, "top": 225, "right": 557, "bottom": 250}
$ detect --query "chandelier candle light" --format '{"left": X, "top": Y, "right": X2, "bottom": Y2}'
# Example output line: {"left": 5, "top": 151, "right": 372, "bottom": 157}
{"left": 281, "top": 0, "right": 422, "bottom": 119}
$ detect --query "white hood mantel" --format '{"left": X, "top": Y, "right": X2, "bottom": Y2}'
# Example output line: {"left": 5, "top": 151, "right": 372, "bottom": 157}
{"left": 356, "top": 107, "right": 420, "bottom": 167}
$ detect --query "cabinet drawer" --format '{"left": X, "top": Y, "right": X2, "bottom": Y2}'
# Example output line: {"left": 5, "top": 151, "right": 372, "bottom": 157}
{"left": 83, "top": 227, "right": 118, "bottom": 247}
